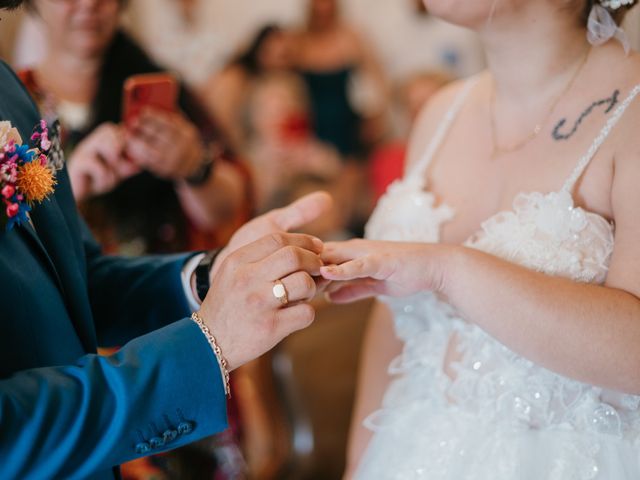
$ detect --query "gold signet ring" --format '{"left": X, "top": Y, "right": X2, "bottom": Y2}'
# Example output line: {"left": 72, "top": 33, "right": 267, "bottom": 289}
{"left": 272, "top": 280, "right": 289, "bottom": 306}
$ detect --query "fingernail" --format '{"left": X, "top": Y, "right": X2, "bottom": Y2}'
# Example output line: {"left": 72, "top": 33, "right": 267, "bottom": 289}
{"left": 312, "top": 237, "right": 324, "bottom": 250}
{"left": 321, "top": 265, "right": 335, "bottom": 276}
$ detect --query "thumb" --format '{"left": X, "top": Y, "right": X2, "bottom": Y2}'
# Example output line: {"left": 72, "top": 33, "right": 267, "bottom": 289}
{"left": 271, "top": 191, "right": 333, "bottom": 231}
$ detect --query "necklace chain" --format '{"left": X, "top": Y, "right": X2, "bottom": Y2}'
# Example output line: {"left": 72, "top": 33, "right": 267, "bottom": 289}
{"left": 489, "top": 48, "right": 591, "bottom": 159}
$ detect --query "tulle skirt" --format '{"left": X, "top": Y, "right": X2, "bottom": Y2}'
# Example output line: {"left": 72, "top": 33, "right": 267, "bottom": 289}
{"left": 355, "top": 402, "right": 640, "bottom": 480}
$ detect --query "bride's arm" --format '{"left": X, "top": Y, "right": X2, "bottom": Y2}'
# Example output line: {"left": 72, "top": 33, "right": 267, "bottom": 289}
{"left": 320, "top": 75, "right": 640, "bottom": 396}
{"left": 321, "top": 148, "right": 640, "bottom": 395}
{"left": 441, "top": 247, "right": 640, "bottom": 394}
{"left": 344, "top": 301, "right": 403, "bottom": 479}
{"left": 322, "top": 109, "right": 640, "bottom": 396}
{"left": 439, "top": 135, "right": 640, "bottom": 393}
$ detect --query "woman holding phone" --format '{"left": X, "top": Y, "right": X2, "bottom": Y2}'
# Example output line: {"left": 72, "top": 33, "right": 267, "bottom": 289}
{"left": 20, "top": 0, "right": 250, "bottom": 255}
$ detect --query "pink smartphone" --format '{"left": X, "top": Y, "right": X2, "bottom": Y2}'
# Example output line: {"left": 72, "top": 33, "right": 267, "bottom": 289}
{"left": 122, "top": 73, "right": 178, "bottom": 124}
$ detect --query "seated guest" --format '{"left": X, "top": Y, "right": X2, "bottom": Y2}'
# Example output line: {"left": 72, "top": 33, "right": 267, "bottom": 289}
{"left": 369, "top": 70, "right": 452, "bottom": 201}
{"left": 199, "top": 24, "right": 295, "bottom": 153}
{"left": 20, "top": 0, "right": 251, "bottom": 257}
{"left": 245, "top": 72, "right": 342, "bottom": 213}
{"left": 267, "top": 173, "right": 351, "bottom": 242}
{"left": 293, "top": 0, "right": 389, "bottom": 159}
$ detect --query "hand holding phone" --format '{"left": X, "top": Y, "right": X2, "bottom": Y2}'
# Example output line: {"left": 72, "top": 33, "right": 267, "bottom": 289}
{"left": 122, "top": 73, "right": 178, "bottom": 125}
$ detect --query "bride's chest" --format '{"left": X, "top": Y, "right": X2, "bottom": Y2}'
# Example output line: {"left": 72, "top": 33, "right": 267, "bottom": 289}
{"left": 426, "top": 142, "right": 613, "bottom": 245}
{"left": 366, "top": 177, "right": 615, "bottom": 284}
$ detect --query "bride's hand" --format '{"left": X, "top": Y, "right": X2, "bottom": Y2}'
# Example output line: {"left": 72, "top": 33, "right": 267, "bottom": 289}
{"left": 320, "top": 239, "right": 456, "bottom": 303}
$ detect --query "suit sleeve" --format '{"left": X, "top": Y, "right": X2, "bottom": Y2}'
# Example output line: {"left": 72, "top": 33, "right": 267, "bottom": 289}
{"left": 0, "top": 319, "right": 228, "bottom": 480}
{"left": 81, "top": 218, "right": 201, "bottom": 347}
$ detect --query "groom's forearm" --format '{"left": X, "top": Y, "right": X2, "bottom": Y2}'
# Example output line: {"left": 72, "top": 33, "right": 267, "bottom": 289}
{"left": 0, "top": 319, "right": 228, "bottom": 479}
{"left": 88, "top": 252, "right": 194, "bottom": 347}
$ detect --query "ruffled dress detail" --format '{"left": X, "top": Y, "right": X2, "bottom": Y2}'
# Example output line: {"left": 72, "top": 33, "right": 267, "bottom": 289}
{"left": 355, "top": 79, "right": 640, "bottom": 480}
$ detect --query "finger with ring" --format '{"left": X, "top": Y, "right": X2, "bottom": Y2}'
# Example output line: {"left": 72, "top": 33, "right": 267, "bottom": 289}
{"left": 273, "top": 279, "right": 289, "bottom": 306}
{"left": 272, "top": 271, "right": 317, "bottom": 307}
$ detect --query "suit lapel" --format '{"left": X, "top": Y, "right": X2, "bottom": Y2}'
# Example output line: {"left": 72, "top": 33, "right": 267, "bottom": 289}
{"left": 18, "top": 220, "right": 66, "bottom": 295}
{"left": 1, "top": 62, "right": 97, "bottom": 352}
{"left": 30, "top": 195, "right": 98, "bottom": 353}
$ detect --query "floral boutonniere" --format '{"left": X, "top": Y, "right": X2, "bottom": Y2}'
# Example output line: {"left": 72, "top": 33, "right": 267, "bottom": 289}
{"left": 0, "top": 119, "right": 61, "bottom": 231}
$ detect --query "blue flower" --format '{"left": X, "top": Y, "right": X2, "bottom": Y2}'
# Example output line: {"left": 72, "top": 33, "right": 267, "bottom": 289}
{"left": 12, "top": 144, "right": 36, "bottom": 163}
{"left": 6, "top": 200, "right": 31, "bottom": 231}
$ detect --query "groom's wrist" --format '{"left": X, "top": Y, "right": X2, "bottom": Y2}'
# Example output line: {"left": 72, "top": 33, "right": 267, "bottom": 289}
{"left": 181, "top": 249, "right": 223, "bottom": 309}
{"left": 192, "top": 249, "right": 223, "bottom": 303}
{"left": 182, "top": 253, "right": 206, "bottom": 310}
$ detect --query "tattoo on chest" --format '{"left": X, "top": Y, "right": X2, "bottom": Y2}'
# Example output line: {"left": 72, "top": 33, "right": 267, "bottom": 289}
{"left": 552, "top": 89, "right": 620, "bottom": 141}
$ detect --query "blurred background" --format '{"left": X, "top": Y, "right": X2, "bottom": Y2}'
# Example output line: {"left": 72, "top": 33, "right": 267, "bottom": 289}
{"left": 0, "top": 1, "right": 638, "bottom": 478}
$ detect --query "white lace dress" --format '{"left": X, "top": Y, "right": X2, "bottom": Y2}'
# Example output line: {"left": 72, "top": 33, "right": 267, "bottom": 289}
{"left": 355, "top": 79, "right": 640, "bottom": 480}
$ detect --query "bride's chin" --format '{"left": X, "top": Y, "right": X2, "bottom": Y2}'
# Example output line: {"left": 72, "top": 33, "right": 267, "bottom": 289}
{"left": 422, "top": 0, "right": 517, "bottom": 30}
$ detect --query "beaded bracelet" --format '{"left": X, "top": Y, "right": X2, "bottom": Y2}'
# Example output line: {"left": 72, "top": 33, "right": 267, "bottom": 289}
{"left": 191, "top": 311, "right": 231, "bottom": 398}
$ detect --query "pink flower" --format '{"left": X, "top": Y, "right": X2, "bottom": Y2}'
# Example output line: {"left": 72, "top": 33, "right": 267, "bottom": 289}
{"left": 0, "top": 121, "right": 22, "bottom": 148}
{"left": 40, "top": 132, "right": 51, "bottom": 151}
{"left": 6, "top": 203, "right": 19, "bottom": 218}
{"left": 1, "top": 185, "right": 15, "bottom": 199}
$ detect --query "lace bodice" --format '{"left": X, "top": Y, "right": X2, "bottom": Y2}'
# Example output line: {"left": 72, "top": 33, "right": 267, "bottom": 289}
{"left": 365, "top": 78, "right": 640, "bottom": 447}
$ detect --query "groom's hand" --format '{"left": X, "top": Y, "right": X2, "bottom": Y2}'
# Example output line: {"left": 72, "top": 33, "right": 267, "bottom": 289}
{"left": 199, "top": 232, "right": 324, "bottom": 371}
{"left": 210, "top": 191, "right": 333, "bottom": 279}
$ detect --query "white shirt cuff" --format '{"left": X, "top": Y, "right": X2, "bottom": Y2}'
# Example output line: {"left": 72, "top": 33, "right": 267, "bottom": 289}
{"left": 181, "top": 253, "right": 205, "bottom": 312}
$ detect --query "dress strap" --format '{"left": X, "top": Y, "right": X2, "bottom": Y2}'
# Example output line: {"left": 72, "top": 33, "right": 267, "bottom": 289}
{"left": 405, "top": 76, "right": 480, "bottom": 188}
{"left": 561, "top": 83, "right": 640, "bottom": 193}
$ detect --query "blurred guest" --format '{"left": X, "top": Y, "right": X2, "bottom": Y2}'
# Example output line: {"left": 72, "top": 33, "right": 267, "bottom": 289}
{"left": 293, "top": 0, "right": 388, "bottom": 158}
{"left": 200, "top": 24, "right": 294, "bottom": 152}
{"left": 19, "top": 0, "right": 250, "bottom": 478}
{"left": 246, "top": 72, "right": 341, "bottom": 213}
{"left": 268, "top": 173, "right": 350, "bottom": 241}
{"left": 0, "top": 6, "right": 26, "bottom": 63}
{"left": 370, "top": 71, "right": 452, "bottom": 200}
{"left": 20, "top": 0, "right": 250, "bottom": 256}
{"left": 122, "top": 0, "right": 223, "bottom": 87}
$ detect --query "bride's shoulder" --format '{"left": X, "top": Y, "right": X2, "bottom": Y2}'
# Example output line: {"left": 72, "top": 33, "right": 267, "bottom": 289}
{"left": 405, "top": 72, "right": 487, "bottom": 172}
{"left": 604, "top": 50, "right": 640, "bottom": 147}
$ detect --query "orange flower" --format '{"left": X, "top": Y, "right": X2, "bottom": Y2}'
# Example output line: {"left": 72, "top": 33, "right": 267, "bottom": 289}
{"left": 16, "top": 161, "right": 56, "bottom": 203}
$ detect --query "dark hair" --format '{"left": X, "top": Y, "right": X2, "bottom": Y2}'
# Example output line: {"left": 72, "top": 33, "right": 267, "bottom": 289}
{"left": 0, "top": 0, "right": 24, "bottom": 10}
{"left": 77, "top": 31, "right": 234, "bottom": 253}
{"left": 232, "top": 24, "right": 281, "bottom": 76}
{"left": 24, "top": 0, "right": 128, "bottom": 11}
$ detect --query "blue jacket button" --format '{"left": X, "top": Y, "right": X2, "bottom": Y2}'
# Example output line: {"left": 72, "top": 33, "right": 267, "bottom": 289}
{"left": 135, "top": 442, "right": 151, "bottom": 454}
{"left": 177, "top": 421, "right": 194, "bottom": 435}
{"left": 163, "top": 429, "right": 178, "bottom": 443}
{"left": 149, "top": 437, "right": 165, "bottom": 449}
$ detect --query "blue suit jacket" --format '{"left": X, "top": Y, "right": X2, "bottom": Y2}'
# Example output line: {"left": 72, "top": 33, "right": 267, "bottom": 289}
{"left": 0, "top": 62, "right": 228, "bottom": 479}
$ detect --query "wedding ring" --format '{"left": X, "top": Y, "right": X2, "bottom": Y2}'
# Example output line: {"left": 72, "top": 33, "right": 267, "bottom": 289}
{"left": 272, "top": 279, "right": 289, "bottom": 306}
